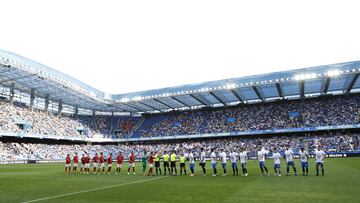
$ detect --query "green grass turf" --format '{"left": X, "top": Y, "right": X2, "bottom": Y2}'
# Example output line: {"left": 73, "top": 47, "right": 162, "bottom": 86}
{"left": 0, "top": 158, "right": 359, "bottom": 203}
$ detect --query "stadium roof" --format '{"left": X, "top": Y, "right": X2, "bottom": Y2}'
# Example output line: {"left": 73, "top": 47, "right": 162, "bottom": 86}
{"left": 1, "top": 49, "right": 360, "bottom": 113}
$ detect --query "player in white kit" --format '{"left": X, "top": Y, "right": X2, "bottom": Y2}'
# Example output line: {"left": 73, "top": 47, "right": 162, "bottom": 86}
{"left": 189, "top": 150, "right": 195, "bottom": 176}
{"left": 315, "top": 146, "right": 326, "bottom": 176}
{"left": 284, "top": 146, "right": 298, "bottom": 176}
{"left": 272, "top": 148, "right": 282, "bottom": 176}
{"left": 257, "top": 147, "right": 269, "bottom": 176}
{"left": 239, "top": 148, "right": 248, "bottom": 176}
{"left": 210, "top": 148, "right": 218, "bottom": 176}
{"left": 219, "top": 149, "right": 227, "bottom": 176}
{"left": 229, "top": 150, "right": 238, "bottom": 176}
{"left": 200, "top": 148, "right": 206, "bottom": 176}
{"left": 299, "top": 147, "right": 309, "bottom": 176}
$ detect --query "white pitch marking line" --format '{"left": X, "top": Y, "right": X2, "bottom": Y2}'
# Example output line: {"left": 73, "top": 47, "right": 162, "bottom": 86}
{"left": 22, "top": 176, "right": 168, "bottom": 203}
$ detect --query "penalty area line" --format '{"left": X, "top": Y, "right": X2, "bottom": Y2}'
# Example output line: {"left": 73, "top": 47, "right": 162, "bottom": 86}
{"left": 22, "top": 176, "right": 168, "bottom": 203}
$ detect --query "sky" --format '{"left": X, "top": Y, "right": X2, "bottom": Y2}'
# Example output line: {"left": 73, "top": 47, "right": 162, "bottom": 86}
{"left": 0, "top": 0, "right": 360, "bottom": 94}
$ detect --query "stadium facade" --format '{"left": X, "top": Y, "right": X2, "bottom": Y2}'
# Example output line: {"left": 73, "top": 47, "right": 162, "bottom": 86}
{"left": 0, "top": 49, "right": 360, "bottom": 143}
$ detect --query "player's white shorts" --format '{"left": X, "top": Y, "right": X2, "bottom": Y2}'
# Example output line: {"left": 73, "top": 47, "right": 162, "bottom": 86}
{"left": 93, "top": 163, "right": 99, "bottom": 168}
{"left": 129, "top": 163, "right": 135, "bottom": 168}
{"left": 85, "top": 163, "right": 90, "bottom": 168}
{"left": 108, "top": 163, "right": 112, "bottom": 168}
{"left": 65, "top": 164, "right": 70, "bottom": 167}
{"left": 80, "top": 164, "right": 84, "bottom": 168}
{"left": 73, "top": 163, "right": 78, "bottom": 168}
{"left": 100, "top": 163, "right": 105, "bottom": 168}
{"left": 117, "top": 164, "right": 123, "bottom": 168}
{"left": 149, "top": 164, "right": 153, "bottom": 168}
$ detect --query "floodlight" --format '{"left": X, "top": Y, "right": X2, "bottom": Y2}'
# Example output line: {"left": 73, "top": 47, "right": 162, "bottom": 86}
{"left": 327, "top": 70, "right": 340, "bottom": 77}
{"left": 225, "top": 84, "right": 236, "bottom": 89}
{"left": 294, "top": 73, "right": 316, "bottom": 81}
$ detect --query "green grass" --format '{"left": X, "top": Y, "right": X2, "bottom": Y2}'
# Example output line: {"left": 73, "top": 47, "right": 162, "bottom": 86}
{"left": 0, "top": 158, "right": 360, "bottom": 203}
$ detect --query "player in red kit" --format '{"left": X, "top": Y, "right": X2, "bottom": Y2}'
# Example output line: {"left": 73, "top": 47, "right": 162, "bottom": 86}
{"left": 73, "top": 152, "right": 79, "bottom": 175}
{"left": 80, "top": 154, "right": 85, "bottom": 174}
{"left": 127, "top": 151, "right": 136, "bottom": 175}
{"left": 148, "top": 151, "right": 155, "bottom": 176}
{"left": 85, "top": 153, "right": 90, "bottom": 175}
{"left": 116, "top": 152, "right": 124, "bottom": 175}
{"left": 93, "top": 153, "right": 99, "bottom": 175}
{"left": 65, "top": 154, "right": 71, "bottom": 174}
{"left": 107, "top": 153, "right": 113, "bottom": 175}
{"left": 100, "top": 152, "right": 105, "bottom": 175}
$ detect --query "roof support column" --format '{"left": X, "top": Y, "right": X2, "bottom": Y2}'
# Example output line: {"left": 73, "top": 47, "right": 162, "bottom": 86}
{"left": 44, "top": 94, "right": 49, "bottom": 113}
{"left": 189, "top": 94, "right": 207, "bottom": 106}
{"left": 92, "top": 110, "right": 96, "bottom": 116}
{"left": 170, "top": 97, "right": 191, "bottom": 108}
{"left": 300, "top": 81, "right": 305, "bottom": 99}
{"left": 321, "top": 77, "right": 331, "bottom": 95}
{"left": 9, "top": 83, "right": 14, "bottom": 103}
{"left": 345, "top": 73, "right": 359, "bottom": 94}
{"left": 230, "top": 89, "right": 244, "bottom": 103}
{"left": 276, "top": 83, "right": 284, "bottom": 98}
{"left": 74, "top": 106, "right": 79, "bottom": 119}
{"left": 30, "top": 89, "right": 35, "bottom": 111}
{"left": 57, "top": 100, "right": 62, "bottom": 117}
{"left": 209, "top": 92, "right": 227, "bottom": 106}
{"left": 252, "top": 86, "right": 265, "bottom": 102}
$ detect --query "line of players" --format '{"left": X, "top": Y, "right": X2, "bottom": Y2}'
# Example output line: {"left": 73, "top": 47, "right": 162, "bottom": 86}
{"left": 65, "top": 146, "right": 326, "bottom": 177}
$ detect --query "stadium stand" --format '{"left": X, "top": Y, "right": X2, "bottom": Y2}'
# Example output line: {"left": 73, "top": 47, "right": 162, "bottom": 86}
{"left": 1, "top": 133, "right": 359, "bottom": 161}
{"left": 1, "top": 50, "right": 360, "bottom": 162}
{"left": 134, "top": 95, "right": 360, "bottom": 137}
{"left": 1, "top": 95, "right": 359, "bottom": 139}
{"left": 0, "top": 99, "right": 140, "bottom": 139}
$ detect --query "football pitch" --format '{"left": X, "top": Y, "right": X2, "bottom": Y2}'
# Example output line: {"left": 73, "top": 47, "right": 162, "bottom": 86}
{"left": 0, "top": 158, "right": 359, "bottom": 203}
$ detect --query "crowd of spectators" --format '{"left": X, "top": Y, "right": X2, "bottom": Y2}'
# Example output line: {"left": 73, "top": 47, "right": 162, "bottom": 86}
{"left": 0, "top": 101, "right": 82, "bottom": 137}
{"left": 1, "top": 133, "right": 359, "bottom": 161}
{"left": 0, "top": 100, "right": 139, "bottom": 138}
{"left": 136, "top": 96, "right": 360, "bottom": 137}
{"left": 1, "top": 95, "right": 359, "bottom": 139}
{"left": 119, "top": 118, "right": 138, "bottom": 135}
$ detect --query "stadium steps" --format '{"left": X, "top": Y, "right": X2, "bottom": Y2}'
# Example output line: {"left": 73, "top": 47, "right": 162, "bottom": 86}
{"left": 131, "top": 115, "right": 171, "bottom": 138}
{"left": 127, "top": 117, "right": 146, "bottom": 138}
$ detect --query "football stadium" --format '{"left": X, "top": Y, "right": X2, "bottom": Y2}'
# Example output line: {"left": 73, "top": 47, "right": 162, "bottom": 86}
{"left": 1, "top": 50, "right": 360, "bottom": 203}
{"left": 1, "top": 1, "right": 360, "bottom": 203}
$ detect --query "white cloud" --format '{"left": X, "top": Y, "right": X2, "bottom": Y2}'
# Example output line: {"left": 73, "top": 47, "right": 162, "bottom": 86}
{"left": 0, "top": 0, "right": 359, "bottom": 94}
